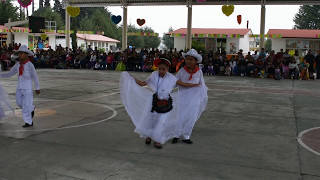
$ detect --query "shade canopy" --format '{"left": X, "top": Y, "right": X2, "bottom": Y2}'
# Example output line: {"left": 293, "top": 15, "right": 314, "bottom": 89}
{"left": 65, "top": 0, "right": 320, "bottom": 7}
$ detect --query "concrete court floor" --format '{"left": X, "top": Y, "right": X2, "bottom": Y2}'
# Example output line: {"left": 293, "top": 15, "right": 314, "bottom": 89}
{"left": 0, "top": 69, "right": 320, "bottom": 180}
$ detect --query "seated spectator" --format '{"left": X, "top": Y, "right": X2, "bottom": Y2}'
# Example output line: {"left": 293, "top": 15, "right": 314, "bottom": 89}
{"left": 289, "top": 58, "right": 299, "bottom": 79}
{"left": 94, "top": 61, "right": 101, "bottom": 70}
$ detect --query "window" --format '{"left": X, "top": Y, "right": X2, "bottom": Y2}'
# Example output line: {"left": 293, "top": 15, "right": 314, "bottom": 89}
{"left": 310, "top": 40, "right": 320, "bottom": 55}
{"left": 286, "top": 40, "right": 309, "bottom": 49}
{"left": 217, "top": 38, "right": 226, "bottom": 51}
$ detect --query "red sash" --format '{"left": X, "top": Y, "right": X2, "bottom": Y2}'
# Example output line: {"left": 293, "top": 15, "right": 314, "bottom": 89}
{"left": 184, "top": 65, "right": 200, "bottom": 80}
{"left": 19, "top": 60, "right": 30, "bottom": 76}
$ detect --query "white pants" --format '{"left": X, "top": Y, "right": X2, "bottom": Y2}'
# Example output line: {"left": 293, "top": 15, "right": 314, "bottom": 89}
{"left": 16, "top": 89, "right": 34, "bottom": 125}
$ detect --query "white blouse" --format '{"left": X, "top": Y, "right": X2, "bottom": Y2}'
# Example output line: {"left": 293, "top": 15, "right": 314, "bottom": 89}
{"left": 146, "top": 71, "right": 177, "bottom": 100}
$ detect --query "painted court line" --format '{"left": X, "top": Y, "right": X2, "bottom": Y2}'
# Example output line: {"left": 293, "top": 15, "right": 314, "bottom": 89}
{"left": 47, "top": 91, "right": 120, "bottom": 109}
{"left": 297, "top": 127, "right": 320, "bottom": 156}
{"left": 0, "top": 100, "right": 117, "bottom": 133}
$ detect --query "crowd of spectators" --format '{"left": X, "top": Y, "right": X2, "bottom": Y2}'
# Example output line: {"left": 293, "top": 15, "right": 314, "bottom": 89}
{"left": 1, "top": 43, "right": 320, "bottom": 80}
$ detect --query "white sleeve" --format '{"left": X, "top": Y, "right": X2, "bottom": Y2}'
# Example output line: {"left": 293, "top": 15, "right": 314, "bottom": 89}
{"left": 199, "top": 70, "right": 205, "bottom": 86}
{"left": 0, "top": 63, "right": 18, "bottom": 78}
{"left": 29, "top": 64, "right": 40, "bottom": 90}
{"left": 175, "top": 68, "right": 182, "bottom": 80}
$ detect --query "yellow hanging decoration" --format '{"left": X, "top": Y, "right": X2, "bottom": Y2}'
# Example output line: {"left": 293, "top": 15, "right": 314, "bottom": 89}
{"left": 222, "top": 4, "right": 234, "bottom": 16}
{"left": 41, "top": 34, "right": 48, "bottom": 40}
{"left": 288, "top": 49, "right": 295, "bottom": 57}
{"left": 67, "top": 6, "right": 80, "bottom": 17}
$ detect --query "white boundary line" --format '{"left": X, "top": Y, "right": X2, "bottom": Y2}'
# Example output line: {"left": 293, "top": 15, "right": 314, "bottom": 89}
{"left": 0, "top": 99, "right": 117, "bottom": 133}
{"left": 297, "top": 127, "right": 320, "bottom": 156}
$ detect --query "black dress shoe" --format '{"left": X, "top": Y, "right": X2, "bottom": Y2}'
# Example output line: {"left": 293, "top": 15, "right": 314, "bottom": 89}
{"left": 146, "top": 137, "right": 151, "bottom": 145}
{"left": 172, "top": 138, "right": 179, "bottom": 144}
{"left": 154, "top": 142, "right": 162, "bottom": 149}
{"left": 22, "top": 122, "right": 33, "bottom": 128}
{"left": 182, "top": 139, "right": 193, "bottom": 144}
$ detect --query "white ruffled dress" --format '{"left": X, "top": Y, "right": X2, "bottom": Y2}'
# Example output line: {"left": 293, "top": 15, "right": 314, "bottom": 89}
{"left": 120, "top": 71, "right": 179, "bottom": 144}
{"left": 0, "top": 83, "right": 14, "bottom": 120}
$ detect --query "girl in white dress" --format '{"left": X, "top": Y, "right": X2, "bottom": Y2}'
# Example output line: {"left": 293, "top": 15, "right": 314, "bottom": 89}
{"left": 172, "top": 49, "right": 208, "bottom": 144}
{"left": 120, "top": 58, "right": 199, "bottom": 149}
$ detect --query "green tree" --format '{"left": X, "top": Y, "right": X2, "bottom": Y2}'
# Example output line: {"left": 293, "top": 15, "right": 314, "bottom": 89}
{"left": 127, "top": 24, "right": 144, "bottom": 48}
{"left": 71, "top": 18, "right": 78, "bottom": 50}
{"left": 53, "top": 0, "right": 62, "bottom": 13}
{"left": 0, "top": 0, "right": 19, "bottom": 25}
{"left": 294, "top": 5, "right": 320, "bottom": 29}
{"left": 264, "top": 39, "right": 272, "bottom": 52}
{"left": 32, "top": 7, "right": 64, "bottom": 29}
{"left": 162, "top": 27, "right": 174, "bottom": 49}
{"left": 142, "top": 27, "right": 160, "bottom": 48}
{"left": 126, "top": 24, "right": 160, "bottom": 48}
{"left": 76, "top": 7, "right": 121, "bottom": 40}
{"left": 192, "top": 40, "right": 205, "bottom": 53}
{"left": 44, "top": 0, "right": 50, "bottom": 8}
{"left": 39, "top": 0, "right": 44, "bottom": 8}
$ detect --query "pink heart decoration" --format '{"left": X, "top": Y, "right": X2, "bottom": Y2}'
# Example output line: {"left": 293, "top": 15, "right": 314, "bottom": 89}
{"left": 18, "top": 0, "right": 32, "bottom": 8}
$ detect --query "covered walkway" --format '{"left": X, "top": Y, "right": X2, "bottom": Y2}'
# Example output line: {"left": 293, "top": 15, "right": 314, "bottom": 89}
{"left": 63, "top": 0, "right": 320, "bottom": 51}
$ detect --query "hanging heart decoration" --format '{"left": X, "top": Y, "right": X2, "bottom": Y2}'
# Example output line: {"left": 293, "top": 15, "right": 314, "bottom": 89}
{"left": 67, "top": 6, "right": 80, "bottom": 17}
{"left": 41, "top": 34, "right": 48, "bottom": 40}
{"left": 111, "top": 15, "right": 122, "bottom": 25}
{"left": 222, "top": 4, "right": 234, "bottom": 17}
{"left": 137, "top": 19, "right": 146, "bottom": 26}
{"left": 18, "top": 0, "right": 32, "bottom": 8}
{"left": 237, "top": 15, "right": 242, "bottom": 25}
{"left": 288, "top": 50, "right": 295, "bottom": 57}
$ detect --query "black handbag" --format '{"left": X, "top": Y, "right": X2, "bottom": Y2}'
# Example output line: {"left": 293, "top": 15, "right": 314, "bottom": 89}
{"left": 151, "top": 75, "right": 173, "bottom": 113}
{"left": 151, "top": 93, "right": 173, "bottom": 113}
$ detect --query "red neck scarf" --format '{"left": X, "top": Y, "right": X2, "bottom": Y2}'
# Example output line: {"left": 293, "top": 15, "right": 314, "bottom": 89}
{"left": 19, "top": 60, "right": 29, "bottom": 76}
{"left": 184, "top": 65, "right": 200, "bottom": 80}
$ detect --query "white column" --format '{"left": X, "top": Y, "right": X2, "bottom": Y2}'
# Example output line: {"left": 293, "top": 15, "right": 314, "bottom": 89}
{"left": 65, "top": 9, "right": 71, "bottom": 48}
{"left": 6, "top": 18, "right": 12, "bottom": 46}
{"left": 186, "top": 5, "right": 192, "bottom": 50}
{"left": 122, "top": 6, "right": 128, "bottom": 51}
{"left": 259, "top": 3, "right": 266, "bottom": 50}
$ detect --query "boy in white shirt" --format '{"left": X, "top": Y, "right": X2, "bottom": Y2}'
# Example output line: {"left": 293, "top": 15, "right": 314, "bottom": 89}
{"left": 173, "top": 49, "right": 208, "bottom": 144}
{"left": 0, "top": 45, "right": 40, "bottom": 127}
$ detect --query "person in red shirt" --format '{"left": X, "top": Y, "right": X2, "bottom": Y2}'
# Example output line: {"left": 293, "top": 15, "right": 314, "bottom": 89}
{"left": 1, "top": 51, "right": 10, "bottom": 70}
{"left": 107, "top": 52, "right": 114, "bottom": 70}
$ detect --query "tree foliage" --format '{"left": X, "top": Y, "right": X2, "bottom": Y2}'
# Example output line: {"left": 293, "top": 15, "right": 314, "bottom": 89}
{"left": 32, "top": 7, "right": 64, "bottom": 29}
{"left": 39, "top": 0, "right": 44, "bottom": 9}
{"left": 44, "top": 0, "right": 51, "bottom": 8}
{"left": 294, "top": 5, "right": 320, "bottom": 29}
{"left": 126, "top": 24, "right": 160, "bottom": 48}
{"left": 264, "top": 39, "right": 272, "bottom": 52}
{"left": 192, "top": 40, "right": 205, "bottom": 53}
{"left": 0, "top": 0, "right": 19, "bottom": 25}
{"left": 53, "top": 0, "right": 63, "bottom": 14}
{"left": 162, "top": 27, "right": 174, "bottom": 49}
